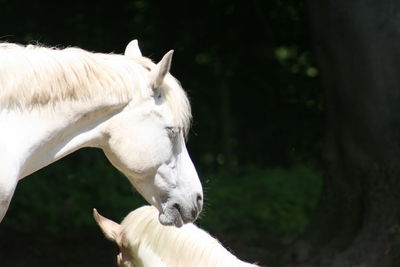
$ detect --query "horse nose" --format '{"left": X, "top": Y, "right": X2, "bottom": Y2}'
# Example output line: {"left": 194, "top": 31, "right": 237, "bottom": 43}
{"left": 171, "top": 193, "right": 204, "bottom": 224}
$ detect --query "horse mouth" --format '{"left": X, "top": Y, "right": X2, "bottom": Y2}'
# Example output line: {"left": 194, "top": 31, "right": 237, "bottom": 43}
{"left": 158, "top": 204, "right": 185, "bottom": 227}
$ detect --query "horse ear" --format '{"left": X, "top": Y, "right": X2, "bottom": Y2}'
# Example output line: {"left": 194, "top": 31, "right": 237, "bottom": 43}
{"left": 124, "top": 40, "right": 142, "bottom": 57}
{"left": 151, "top": 50, "right": 174, "bottom": 89}
{"left": 93, "top": 208, "right": 121, "bottom": 244}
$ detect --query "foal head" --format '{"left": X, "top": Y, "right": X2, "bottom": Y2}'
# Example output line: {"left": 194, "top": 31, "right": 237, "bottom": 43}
{"left": 101, "top": 41, "right": 202, "bottom": 227}
{"left": 93, "top": 207, "right": 261, "bottom": 267}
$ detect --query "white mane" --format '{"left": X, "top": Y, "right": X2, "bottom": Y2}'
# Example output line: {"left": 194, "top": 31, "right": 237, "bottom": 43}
{"left": 0, "top": 43, "right": 191, "bottom": 132}
{"left": 119, "top": 206, "right": 260, "bottom": 267}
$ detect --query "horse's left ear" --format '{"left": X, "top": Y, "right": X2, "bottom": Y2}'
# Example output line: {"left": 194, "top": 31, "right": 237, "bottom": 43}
{"left": 151, "top": 50, "right": 174, "bottom": 89}
{"left": 93, "top": 208, "right": 121, "bottom": 244}
{"left": 124, "top": 39, "right": 142, "bottom": 57}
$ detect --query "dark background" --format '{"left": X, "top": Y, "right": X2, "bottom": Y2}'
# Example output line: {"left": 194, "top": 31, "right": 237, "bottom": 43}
{"left": 3, "top": 1, "right": 397, "bottom": 267}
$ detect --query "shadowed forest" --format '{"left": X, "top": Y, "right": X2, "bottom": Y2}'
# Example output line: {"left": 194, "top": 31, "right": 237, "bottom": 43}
{"left": 1, "top": 1, "right": 400, "bottom": 267}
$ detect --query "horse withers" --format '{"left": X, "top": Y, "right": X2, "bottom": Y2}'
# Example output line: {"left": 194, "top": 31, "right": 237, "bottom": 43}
{"left": 0, "top": 40, "right": 202, "bottom": 227}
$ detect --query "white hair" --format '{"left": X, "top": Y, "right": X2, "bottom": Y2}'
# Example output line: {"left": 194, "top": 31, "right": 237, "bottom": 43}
{"left": 118, "top": 206, "right": 260, "bottom": 267}
{"left": 0, "top": 43, "right": 191, "bottom": 134}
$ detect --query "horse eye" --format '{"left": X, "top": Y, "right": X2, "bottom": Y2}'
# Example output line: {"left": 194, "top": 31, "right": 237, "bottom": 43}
{"left": 154, "top": 89, "right": 162, "bottom": 99}
{"left": 166, "top": 127, "right": 179, "bottom": 138}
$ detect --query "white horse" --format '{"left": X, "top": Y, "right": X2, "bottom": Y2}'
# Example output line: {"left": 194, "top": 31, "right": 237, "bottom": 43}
{"left": 94, "top": 206, "right": 261, "bottom": 267}
{"left": 0, "top": 40, "right": 203, "bottom": 227}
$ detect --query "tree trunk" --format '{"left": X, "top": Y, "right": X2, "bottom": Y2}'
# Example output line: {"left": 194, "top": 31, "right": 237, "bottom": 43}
{"left": 286, "top": 1, "right": 400, "bottom": 266}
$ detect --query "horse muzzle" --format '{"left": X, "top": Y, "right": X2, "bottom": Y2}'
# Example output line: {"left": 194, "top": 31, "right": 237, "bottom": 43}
{"left": 158, "top": 192, "right": 203, "bottom": 227}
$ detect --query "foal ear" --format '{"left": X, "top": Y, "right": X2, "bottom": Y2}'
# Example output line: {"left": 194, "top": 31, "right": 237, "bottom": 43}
{"left": 93, "top": 208, "right": 121, "bottom": 243}
{"left": 124, "top": 39, "right": 142, "bottom": 57}
{"left": 151, "top": 50, "right": 174, "bottom": 89}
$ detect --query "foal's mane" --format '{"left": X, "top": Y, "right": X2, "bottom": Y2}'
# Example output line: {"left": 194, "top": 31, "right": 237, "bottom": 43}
{"left": 120, "top": 206, "right": 258, "bottom": 267}
{"left": 0, "top": 43, "right": 191, "bottom": 132}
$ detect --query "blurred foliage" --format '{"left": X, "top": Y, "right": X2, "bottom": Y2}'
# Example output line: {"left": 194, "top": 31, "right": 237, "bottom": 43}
{"left": 198, "top": 165, "right": 321, "bottom": 238}
{"left": 3, "top": 149, "right": 321, "bottom": 239}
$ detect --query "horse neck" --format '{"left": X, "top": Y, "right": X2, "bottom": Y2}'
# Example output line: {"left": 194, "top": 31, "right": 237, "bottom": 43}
{"left": 0, "top": 102, "right": 125, "bottom": 179}
{"left": 0, "top": 45, "right": 143, "bottom": 180}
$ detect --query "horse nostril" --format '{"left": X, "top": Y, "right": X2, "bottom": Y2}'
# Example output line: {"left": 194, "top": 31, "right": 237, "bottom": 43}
{"left": 196, "top": 194, "right": 203, "bottom": 203}
{"left": 196, "top": 194, "right": 203, "bottom": 210}
{"left": 173, "top": 203, "right": 181, "bottom": 213}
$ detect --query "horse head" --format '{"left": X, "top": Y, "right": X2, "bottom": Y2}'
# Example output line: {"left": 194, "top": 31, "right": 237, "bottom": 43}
{"left": 101, "top": 40, "right": 203, "bottom": 227}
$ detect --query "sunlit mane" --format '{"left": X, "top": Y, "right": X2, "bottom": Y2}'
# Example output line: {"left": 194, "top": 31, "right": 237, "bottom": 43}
{"left": 0, "top": 43, "right": 191, "bottom": 133}
{"left": 119, "top": 206, "right": 259, "bottom": 267}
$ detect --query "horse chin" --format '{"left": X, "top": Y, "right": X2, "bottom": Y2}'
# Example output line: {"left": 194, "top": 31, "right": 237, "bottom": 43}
{"left": 158, "top": 207, "right": 184, "bottom": 227}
